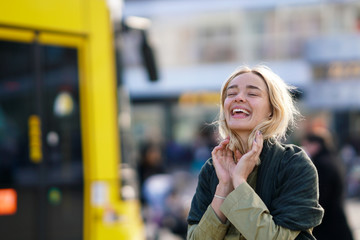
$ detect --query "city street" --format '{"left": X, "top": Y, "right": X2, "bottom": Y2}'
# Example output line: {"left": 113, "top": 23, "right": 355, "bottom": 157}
{"left": 346, "top": 199, "right": 360, "bottom": 240}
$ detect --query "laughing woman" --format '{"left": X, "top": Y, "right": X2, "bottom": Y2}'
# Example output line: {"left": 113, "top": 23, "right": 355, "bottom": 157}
{"left": 187, "top": 65, "right": 324, "bottom": 240}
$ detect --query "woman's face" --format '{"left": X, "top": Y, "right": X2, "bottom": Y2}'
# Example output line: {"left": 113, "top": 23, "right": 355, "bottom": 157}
{"left": 223, "top": 72, "right": 272, "bottom": 136}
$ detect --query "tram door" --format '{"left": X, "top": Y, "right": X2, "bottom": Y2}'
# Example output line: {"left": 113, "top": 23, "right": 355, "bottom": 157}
{"left": 0, "top": 36, "right": 83, "bottom": 240}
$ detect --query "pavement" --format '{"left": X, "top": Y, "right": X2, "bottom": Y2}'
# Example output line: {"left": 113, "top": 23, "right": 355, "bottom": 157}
{"left": 345, "top": 198, "right": 360, "bottom": 240}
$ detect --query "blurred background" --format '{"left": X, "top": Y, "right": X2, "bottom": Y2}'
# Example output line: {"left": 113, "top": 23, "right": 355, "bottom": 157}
{"left": 1, "top": 0, "right": 360, "bottom": 239}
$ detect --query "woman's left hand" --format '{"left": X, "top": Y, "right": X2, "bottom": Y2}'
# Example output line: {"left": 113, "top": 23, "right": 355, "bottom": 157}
{"left": 231, "top": 131, "right": 263, "bottom": 188}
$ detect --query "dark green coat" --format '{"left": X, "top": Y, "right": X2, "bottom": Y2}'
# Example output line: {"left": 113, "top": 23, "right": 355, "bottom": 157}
{"left": 187, "top": 140, "right": 324, "bottom": 239}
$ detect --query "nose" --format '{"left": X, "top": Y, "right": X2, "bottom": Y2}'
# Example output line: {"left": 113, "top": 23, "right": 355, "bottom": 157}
{"left": 234, "top": 92, "right": 246, "bottom": 102}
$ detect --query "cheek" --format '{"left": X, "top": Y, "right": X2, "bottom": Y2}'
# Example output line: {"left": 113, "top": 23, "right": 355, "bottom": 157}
{"left": 254, "top": 102, "right": 271, "bottom": 119}
{"left": 264, "top": 103, "right": 272, "bottom": 116}
{"left": 260, "top": 99, "right": 271, "bottom": 114}
{"left": 223, "top": 99, "right": 231, "bottom": 113}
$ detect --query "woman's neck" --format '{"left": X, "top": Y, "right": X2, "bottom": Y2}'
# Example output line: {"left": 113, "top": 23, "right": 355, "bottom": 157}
{"left": 230, "top": 131, "right": 251, "bottom": 155}
{"left": 237, "top": 131, "right": 250, "bottom": 145}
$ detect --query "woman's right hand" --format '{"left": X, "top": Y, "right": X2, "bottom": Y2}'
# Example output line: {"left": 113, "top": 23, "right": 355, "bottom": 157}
{"left": 211, "top": 137, "right": 236, "bottom": 194}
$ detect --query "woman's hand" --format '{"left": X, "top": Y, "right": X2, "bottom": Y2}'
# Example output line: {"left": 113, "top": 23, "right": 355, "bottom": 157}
{"left": 211, "top": 137, "right": 235, "bottom": 194}
{"left": 232, "top": 131, "right": 264, "bottom": 188}
{"left": 211, "top": 137, "right": 235, "bottom": 222}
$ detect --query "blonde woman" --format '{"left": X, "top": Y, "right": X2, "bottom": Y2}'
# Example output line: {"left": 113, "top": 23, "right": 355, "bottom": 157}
{"left": 187, "top": 65, "right": 324, "bottom": 240}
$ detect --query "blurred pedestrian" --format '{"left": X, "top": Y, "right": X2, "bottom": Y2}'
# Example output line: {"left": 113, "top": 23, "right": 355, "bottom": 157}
{"left": 190, "top": 124, "right": 217, "bottom": 174}
{"left": 187, "top": 65, "right": 324, "bottom": 239}
{"left": 138, "top": 141, "right": 166, "bottom": 204}
{"left": 302, "top": 129, "right": 354, "bottom": 240}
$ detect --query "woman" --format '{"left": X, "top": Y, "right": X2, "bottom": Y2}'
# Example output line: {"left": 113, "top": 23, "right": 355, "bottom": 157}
{"left": 187, "top": 65, "right": 324, "bottom": 239}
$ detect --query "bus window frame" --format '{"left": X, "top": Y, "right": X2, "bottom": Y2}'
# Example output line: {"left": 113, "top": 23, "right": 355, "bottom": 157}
{"left": 0, "top": 28, "right": 91, "bottom": 239}
{"left": 37, "top": 32, "right": 90, "bottom": 178}
{"left": 0, "top": 29, "right": 89, "bottom": 180}
{"left": 0, "top": 27, "right": 35, "bottom": 42}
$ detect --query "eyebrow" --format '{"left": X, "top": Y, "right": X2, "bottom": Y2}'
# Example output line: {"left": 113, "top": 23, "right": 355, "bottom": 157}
{"left": 227, "top": 84, "right": 262, "bottom": 91}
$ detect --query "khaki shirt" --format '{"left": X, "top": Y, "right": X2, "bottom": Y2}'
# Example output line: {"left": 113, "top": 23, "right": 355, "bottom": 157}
{"left": 187, "top": 182, "right": 301, "bottom": 240}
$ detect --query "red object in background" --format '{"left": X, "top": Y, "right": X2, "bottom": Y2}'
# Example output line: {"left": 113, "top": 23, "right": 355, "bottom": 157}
{"left": 0, "top": 189, "right": 17, "bottom": 215}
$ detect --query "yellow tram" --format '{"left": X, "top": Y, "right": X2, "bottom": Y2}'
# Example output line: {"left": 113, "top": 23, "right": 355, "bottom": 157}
{"left": 0, "top": 1, "right": 144, "bottom": 239}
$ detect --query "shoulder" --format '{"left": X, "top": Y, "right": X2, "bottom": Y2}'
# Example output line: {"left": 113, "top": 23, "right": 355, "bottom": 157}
{"left": 276, "top": 142, "right": 318, "bottom": 180}
{"left": 262, "top": 141, "right": 317, "bottom": 181}
{"left": 198, "top": 158, "right": 219, "bottom": 191}
{"left": 263, "top": 141, "right": 313, "bottom": 168}
{"left": 187, "top": 158, "right": 219, "bottom": 225}
{"left": 276, "top": 142, "right": 313, "bottom": 167}
{"left": 196, "top": 158, "right": 219, "bottom": 197}
{"left": 274, "top": 142, "right": 307, "bottom": 158}
{"left": 198, "top": 158, "right": 217, "bottom": 182}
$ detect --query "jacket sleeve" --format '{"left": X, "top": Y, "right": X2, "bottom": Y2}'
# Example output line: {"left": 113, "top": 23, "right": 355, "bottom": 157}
{"left": 187, "top": 205, "right": 230, "bottom": 240}
{"left": 187, "top": 159, "right": 231, "bottom": 239}
{"left": 220, "top": 182, "right": 301, "bottom": 240}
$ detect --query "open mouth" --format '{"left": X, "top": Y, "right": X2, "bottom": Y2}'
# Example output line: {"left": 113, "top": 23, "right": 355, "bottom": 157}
{"left": 232, "top": 108, "right": 250, "bottom": 117}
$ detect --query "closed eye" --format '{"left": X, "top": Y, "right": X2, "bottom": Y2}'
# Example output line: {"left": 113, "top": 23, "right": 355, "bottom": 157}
{"left": 226, "top": 91, "right": 237, "bottom": 97}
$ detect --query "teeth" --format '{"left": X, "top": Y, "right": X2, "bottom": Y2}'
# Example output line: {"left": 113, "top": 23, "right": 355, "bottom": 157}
{"left": 232, "top": 108, "right": 250, "bottom": 115}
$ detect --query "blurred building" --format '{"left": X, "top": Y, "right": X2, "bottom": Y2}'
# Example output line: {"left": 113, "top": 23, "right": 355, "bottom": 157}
{"left": 121, "top": 0, "right": 360, "bottom": 154}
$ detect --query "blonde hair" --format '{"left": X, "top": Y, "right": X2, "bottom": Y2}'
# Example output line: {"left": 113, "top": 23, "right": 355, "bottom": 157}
{"left": 218, "top": 65, "right": 301, "bottom": 155}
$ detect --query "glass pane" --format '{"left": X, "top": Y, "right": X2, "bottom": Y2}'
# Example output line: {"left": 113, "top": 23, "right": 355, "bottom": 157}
{"left": 42, "top": 45, "right": 83, "bottom": 240}
{"left": 0, "top": 40, "right": 83, "bottom": 240}
{"left": 0, "top": 40, "right": 37, "bottom": 240}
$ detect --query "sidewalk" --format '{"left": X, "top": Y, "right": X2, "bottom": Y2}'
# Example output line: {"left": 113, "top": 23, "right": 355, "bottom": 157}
{"left": 345, "top": 198, "right": 360, "bottom": 240}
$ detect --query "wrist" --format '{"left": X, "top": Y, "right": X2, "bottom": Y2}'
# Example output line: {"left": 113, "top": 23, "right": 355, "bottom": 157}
{"left": 233, "top": 177, "right": 246, "bottom": 188}
{"left": 216, "top": 183, "right": 233, "bottom": 196}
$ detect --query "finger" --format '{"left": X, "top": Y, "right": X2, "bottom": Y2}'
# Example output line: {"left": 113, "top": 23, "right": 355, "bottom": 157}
{"left": 250, "top": 140, "right": 260, "bottom": 155}
{"left": 212, "top": 147, "right": 224, "bottom": 158}
{"left": 213, "top": 139, "right": 229, "bottom": 155}
{"left": 246, "top": 149, "right": 258, "bottom": 162}
{"left": 254, "top": 131, "right": 263, "bottom": 154}
{"left": 219, "top": 138, "right": 230, "bottom": 148}
{"left": 212, "top": 145, "right": 221, "bottom": 154}
{"left": 213, "top": 138, "right": 229, "bottom": 152}
{"left": 242, "top": 141, "right": 260, "bottom": 163}
{"left": 255, "top": 131, "right": 263, "bottom": 145}
{"left": 212, "top": 145, "right": 224, "bottom": 159}
{"left": 251, "top": 132, "right": 263, "bottom": 164}
{"left": 252, "top": 131, "right": 263, "bottom": 152}
{"left": 234, "top": 149, "right": 242, "bottom": 162}
{"left": 225, "top": 148, "right": 233, "bottom": 160}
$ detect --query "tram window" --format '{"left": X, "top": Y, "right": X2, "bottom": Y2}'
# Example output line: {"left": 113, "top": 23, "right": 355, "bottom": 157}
{"left": 42, "top": 45, "right": 83, "bottom": 240}
{"left": 0, "top": 41, "right": 33, "bottom": 79}
{"left": 42, "top": 45, "right": 82, "bottom": 177}
{"left": 0, "top": 41, "right": 34, "bottom": 185}
{"left": 0, "top": 40, "right": 83, "bottom": 240}
{"left": 0, "top": 40, "right": 36, "bottom": 239}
